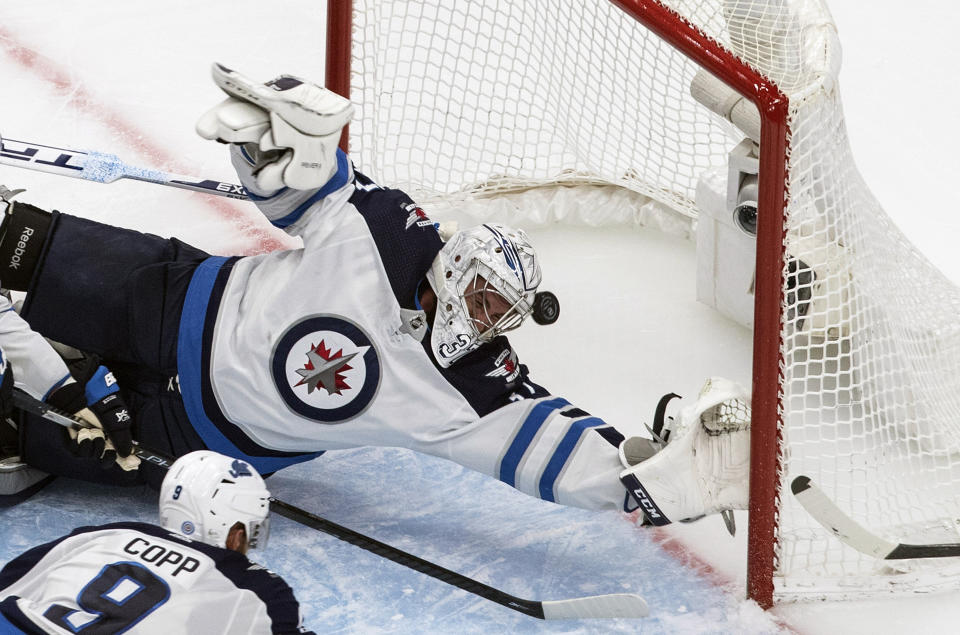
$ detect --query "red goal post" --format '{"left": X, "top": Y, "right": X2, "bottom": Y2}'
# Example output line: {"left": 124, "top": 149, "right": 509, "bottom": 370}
{"left": 324, "top": 0, "right": 960, "bottom": 608}
{"left": 325, "top": 0, "right": 788, "bottom": 607}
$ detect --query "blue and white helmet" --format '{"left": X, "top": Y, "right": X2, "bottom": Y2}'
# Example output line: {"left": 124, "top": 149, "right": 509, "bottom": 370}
{"left": 159, "top": 451, "right": 271, "bottom": 551}
{"left": 426, "top": 223, "right": 542, "bottom": 367}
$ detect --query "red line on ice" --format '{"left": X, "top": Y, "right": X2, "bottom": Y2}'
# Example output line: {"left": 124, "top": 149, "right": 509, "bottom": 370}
{"left": 629, "top": 513, "right": 801, "bottom": 633}
{"left": 0, "top": 26, "right": 289, "bottom": 254}
{"left": 649, "top": 525, "right": 738, "bottom": 587}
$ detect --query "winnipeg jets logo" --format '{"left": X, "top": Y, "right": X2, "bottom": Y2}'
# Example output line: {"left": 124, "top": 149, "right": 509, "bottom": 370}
{"left": 485, "top": 348, "right": 521, "bottom": 382}
{"left": 272, "top": 315, "right": 381, "bottom": 424}
{"left": 294, "top": 340, "right": 358, "bottom": 395}
{"left": 404, "top": 203, "right": 433, "bottom": 230}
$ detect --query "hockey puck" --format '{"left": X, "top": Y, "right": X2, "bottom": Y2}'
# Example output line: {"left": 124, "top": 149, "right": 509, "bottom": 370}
{"left": 531, "top": 291, "right": 560, "bottom": 325}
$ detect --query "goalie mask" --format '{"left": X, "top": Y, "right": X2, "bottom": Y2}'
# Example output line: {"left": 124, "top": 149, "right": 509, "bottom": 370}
{"left": 426, "top": 223, "right": 542, "bottom": 367}
{"left": 159, "top": 451, "right": 271, "bottom": 551}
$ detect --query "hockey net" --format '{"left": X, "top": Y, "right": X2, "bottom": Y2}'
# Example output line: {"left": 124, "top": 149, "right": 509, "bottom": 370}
{"left": 328, "top": 0, "right": 960, "bottom": 604}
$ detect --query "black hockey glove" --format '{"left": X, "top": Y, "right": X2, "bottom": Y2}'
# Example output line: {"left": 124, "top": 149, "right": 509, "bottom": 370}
{"left": 47, "top": 361, "right": 138, "bottom": 471}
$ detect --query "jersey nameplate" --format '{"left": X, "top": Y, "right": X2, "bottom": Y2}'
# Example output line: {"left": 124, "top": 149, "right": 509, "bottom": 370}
{"left": 123, "top": 536, "right": 202, "bottom": 577}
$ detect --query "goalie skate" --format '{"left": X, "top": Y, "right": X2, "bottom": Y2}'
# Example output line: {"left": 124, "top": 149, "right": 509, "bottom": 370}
{"left": 619, "top": 378, "right": 751, "bottom": 525}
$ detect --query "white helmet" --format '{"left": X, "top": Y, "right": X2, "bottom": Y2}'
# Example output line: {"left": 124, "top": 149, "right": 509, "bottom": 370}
{"left": 426, "top": 223, "right": 542, "bottom": 367}
{"left": 159, "top": 451, "right": 271, "bottom": 551}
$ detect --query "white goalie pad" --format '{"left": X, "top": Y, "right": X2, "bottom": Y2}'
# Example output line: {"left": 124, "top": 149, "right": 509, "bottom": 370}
{"left": 0, "top": 456, "right": 50, "bottom": 497}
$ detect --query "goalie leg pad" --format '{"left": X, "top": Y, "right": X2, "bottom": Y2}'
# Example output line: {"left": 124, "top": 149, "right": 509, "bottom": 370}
{"left": 620, "top": 377, "right": 752, "bottom": 523}
{"left": 0, "top": 456, "right": 56, "bottom": 507}
{"left": 0, "top": 201, "right": 54, "bottom": 291}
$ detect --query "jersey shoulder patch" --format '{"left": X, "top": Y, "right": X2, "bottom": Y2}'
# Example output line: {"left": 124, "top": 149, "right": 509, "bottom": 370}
{"left": 483, "top": 346, "right": 522, "bottom": 382}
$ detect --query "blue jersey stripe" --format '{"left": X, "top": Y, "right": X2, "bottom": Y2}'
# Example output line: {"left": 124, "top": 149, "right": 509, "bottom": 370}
{"left": 498, "top": 397, "right": 569, "bottom": 487}
{"left": 270, "top": 149, "right": 350, "bottom": 228}
{"left": 538, "top": 417, "right": 605, "bottom": 502}
{"left": 0, "top": 599, "right": 35, "bottom": 634}
{"left": 177, "top": 257, "right": 321, "bottom": 474}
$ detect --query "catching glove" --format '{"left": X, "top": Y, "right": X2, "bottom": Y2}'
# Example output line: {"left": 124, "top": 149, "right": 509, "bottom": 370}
{"left": 196, "top": 63, "right": 353, "bottom": 192}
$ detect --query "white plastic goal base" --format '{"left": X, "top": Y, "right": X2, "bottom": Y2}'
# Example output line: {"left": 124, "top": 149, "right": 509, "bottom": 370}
{"left": 420, "top": 183, "right": 694, "bottom": 242}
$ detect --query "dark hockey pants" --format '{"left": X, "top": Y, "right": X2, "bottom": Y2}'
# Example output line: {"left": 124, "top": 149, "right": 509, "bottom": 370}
{"left": 13, "top": 210, "right": 213, "bottom": 488}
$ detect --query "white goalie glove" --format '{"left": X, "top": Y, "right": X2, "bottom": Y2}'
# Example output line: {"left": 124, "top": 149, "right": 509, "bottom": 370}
{"left": 619, "top": 377, "right": 751, "bottom": 525}
{"left": 196, "top": 63, "right": 354, "bottom": 192}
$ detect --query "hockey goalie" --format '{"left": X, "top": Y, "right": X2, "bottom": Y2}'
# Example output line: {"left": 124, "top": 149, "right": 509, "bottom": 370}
{"left": 0, "top": 65, "right": 753, "bottom": 532}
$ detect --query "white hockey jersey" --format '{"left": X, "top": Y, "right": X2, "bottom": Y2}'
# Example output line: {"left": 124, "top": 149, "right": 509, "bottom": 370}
{"left": 0, "top": 293, "right": 73, "bottom": 401}
{"left": 0, "top": 522, "right": 308, "bottom": 634}
{"left": 175, "top": 147, "right": 629, "bottom": 510}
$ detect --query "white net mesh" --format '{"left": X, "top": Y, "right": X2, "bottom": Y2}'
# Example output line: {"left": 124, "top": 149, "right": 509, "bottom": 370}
{"left": 350, "top": 0, "right": 741, "bottom": 219}
{"left": 346, "top": 0, "right": 960, "bottom": 600}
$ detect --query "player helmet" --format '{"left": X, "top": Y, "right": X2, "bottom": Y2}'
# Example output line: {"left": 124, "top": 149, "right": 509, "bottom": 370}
{"left": 426, "top": 223, "right": 542, "bottom": 367}
{"left": 159, "top": 450, "right": 271, "bottom": 551}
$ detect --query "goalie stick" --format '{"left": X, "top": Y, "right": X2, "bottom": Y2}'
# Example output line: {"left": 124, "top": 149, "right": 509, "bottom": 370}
{"left": 0, "top": 135, "right": 249, "bottom": 200}
{"left": 791, "top": 475, "right": 960, "bottom": 559}
{"left": 12, "top": 388, "right": 649, "bottom": 620}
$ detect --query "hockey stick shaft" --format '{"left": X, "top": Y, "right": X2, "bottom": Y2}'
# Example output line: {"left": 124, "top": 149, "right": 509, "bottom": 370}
{"left": 792, "top": 476, "right": 960, "bottom": 559}
{"left": 0, "top": 135, "right": 249, "bottom": 200}
{"left": 12, "top": 388, "right": 647, "bottom": 620}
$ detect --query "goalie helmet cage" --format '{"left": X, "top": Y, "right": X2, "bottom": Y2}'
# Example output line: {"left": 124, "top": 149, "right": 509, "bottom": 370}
{"left": 326, "top": 0, "right": 960, "bottom": 607}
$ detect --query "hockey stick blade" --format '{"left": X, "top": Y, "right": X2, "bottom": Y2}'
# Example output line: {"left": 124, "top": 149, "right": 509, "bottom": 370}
{"left": 541, "top": 594, "right": 650, "bottom": 620}
{"left": 792, "top": 476, "right": 960, "bottom": 559}
{"left": 269, "top": 498, "right": 648, "bottom": 620}
{"left": 12, "top": 388, "right": 648, "bottom": 620}
{"left": 0, "top": 135, "right": 249, "bottom": 200}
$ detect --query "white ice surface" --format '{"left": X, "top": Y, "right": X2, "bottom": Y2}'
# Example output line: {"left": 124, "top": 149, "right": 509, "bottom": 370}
{"left": 0, "top": 1, "right": 956, "bottom": 634}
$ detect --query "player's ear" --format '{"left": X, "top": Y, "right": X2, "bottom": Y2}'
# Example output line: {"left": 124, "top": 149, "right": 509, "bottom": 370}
{"left": 226, "top": 521, "right": 248, "bottom": 554}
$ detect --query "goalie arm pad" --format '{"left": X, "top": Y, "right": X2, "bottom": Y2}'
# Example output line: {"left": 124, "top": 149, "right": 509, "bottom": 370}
{"left": 420, "top": 397, "right": 627, "bottom": 510}
{"left": 0, "top": 295, "right": 72, "bottom": 400}
{"left": 227, "top": 144, "right": 354, "bottom": 236}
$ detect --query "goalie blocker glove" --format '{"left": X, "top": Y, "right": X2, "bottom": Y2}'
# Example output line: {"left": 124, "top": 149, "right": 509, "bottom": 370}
{"left": 47, "top": 361, "right": 138, "bottom": 471}
{"left": 196, "top": 63, "right": 354, "bottom": 192}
